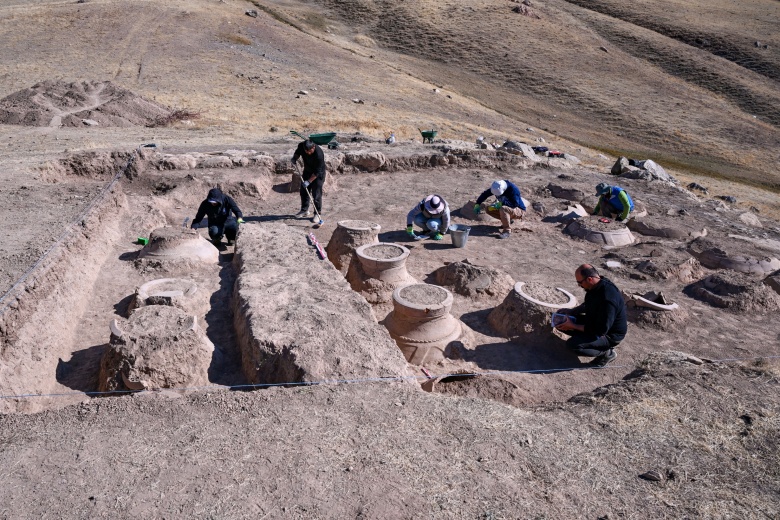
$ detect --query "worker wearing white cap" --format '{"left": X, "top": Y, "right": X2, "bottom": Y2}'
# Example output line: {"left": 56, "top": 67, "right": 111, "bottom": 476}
{"left": 406, "top": 194, "right": 451, "bottom": 240}
{"left": 474, "top": 179, "right": 526, "bottom": 239}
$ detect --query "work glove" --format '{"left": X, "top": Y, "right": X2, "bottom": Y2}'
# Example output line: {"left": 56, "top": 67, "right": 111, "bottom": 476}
{"left": 473, "top": 204, "right": 482, "bottom": 214}
{"left": 237, "top": 218, "right": 245, "bottom": 224}
{"left": 406, "top": 225, "right": 417, "bottom": 238}
{"left": 303, "top": 180, "right": 310, "bottom": 188}
{"left": 491, "top": 201, "right": 503, "bottom": 210}
{"left": 432, "top": 232, "right": 443, "bottom": 241}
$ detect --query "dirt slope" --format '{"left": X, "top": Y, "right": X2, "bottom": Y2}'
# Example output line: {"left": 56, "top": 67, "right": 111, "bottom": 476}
{"left": 261, "top": 0, "right": 780, "bottom": 189}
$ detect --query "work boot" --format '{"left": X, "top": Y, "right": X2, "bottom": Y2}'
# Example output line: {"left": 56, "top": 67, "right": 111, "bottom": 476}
{"left": 498, "top": 229, "right": 511, "bottom": 239}
{"left": 589, "top": 349, "right": 617, "bottom": 368}
{"left": 312, "top": 215, "right": 323, "bottom": 224}
{"left": 227, "top": 238, "right": 235, "bottom": 246}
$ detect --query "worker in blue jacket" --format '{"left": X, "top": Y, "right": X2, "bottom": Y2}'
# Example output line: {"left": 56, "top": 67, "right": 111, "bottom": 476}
{"left": 593, "top": 183, "right": 634, "bottom": 221}
{"left": 474, "top": 180, "right": 526, "bottom": 239}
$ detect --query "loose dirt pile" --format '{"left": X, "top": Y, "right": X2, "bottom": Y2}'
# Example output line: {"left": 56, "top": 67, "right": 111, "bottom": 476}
{"left": 434, "top": 260, "right": 514, "bottom": 300}
{"left": 686, "top": 272, "right": 780, "bottom": 312}
{"left": 0, "top": 80, "right": 174, "bottom": 127}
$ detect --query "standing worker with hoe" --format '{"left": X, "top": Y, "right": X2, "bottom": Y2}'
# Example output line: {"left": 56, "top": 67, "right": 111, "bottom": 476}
{"left": 191, "top": 187, "right": 245, "bottom": 246}
{"left": 291, "top": 139, "right": 327, "bottom": 225}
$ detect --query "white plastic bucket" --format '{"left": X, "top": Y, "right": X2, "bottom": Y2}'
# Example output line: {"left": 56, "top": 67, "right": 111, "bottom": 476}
{"left": 449, "top": 224, "right": 471, "bottom": 248}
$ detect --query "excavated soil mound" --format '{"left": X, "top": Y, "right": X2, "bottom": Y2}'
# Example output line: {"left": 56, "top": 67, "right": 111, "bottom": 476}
{"left": 545, "top": 183, "right": 585, "bottom": 202}
{"left": 232, "top": 224, "right": 413, "bottom": 385}
{"left": 688, "top": 236, "right": 780, "bottom": 275}
{"left": 98, "top": 306, "right": 213, "bottom": 392}
{"left": 433, "top": 260, "right": 514, "bottom": 300}
{"left": 766, "top": 272, "right": 780, "bottom": 295}
{"left": 432, "top": 374, "right": 523, "bottom": 406}
{"left": 627, "top": 305, "right": 689, "bottom": 331}
{"left": 627, "top": 214, "right": 707, "bottom": 239}
{"left": 0, "top": 80, "right": 174, "bottom": 127}
{"left": 686, "top": 272, "right": 780, "bottom": 313}
{"left": 460, "top": 199, "right": 493, "bottom": 221}
{"left": 605, "top": 243, "right": 705, "bottom": 282}
{"left": 537, "top": 201, "right": 588, "bottom": 222}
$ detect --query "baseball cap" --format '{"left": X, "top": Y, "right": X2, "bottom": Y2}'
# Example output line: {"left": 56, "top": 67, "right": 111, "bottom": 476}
{"left": 595, "top": 183, "right": 611, "bottom": 196}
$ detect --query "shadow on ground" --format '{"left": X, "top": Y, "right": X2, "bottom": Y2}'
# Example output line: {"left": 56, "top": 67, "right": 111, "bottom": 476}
{"left": 463, "top": 336, "right": 584, "bottom": 374}
{"left": 56, "top": 344, "right": 107, "bottom": 392}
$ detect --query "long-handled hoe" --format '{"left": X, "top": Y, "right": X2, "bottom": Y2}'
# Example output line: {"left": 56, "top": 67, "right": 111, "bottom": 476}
{"left": 293, "top": 163, "right": 324, "bottom": 228}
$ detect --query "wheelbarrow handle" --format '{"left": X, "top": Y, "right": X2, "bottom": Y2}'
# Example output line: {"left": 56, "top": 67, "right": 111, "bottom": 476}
{"left": 290, "top": 130, "right": 307, "bottom": 140}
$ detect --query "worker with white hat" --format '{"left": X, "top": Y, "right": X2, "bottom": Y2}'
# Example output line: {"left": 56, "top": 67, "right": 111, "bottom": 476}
{"left": 474, "top": 179, "right": 526, "bottom": 239}
{"left": 406, "top": 194, "right": 451, "bottom": 241}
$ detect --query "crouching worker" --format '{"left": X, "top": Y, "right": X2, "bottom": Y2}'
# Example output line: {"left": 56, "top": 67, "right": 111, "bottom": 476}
{"left": 474, "top": 179, "right": 526, "bottom": 239}
{"left": 406, "top": 194, "right": 450, "bottom": 240}
{"left": 191, "top": 188, "right": 244, "bottom": 246}
{"left": 554, "top": 264, "right": 627, "bottom": 367}
{"left": 594, "top": 183, "right": 634, "bottom": 222}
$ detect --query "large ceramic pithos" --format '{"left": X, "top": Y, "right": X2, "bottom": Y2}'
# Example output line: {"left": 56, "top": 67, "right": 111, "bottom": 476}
{"left": 347, "top": 242, "right": 417, "bottom": 304}
{"left": 138, "top": 226, "right": 219, "bottom": 263}
{"left": 564, "top": 217, "right": 635, "bottom": 247}
{"left": 128, "top": 278, "right": 198, "bottom": 313}
{"left": 326, "top": 219, "right": 381, "bottom": 274}
{"left": 384, "top": 284, "right": 462, "bottom": 365}
{"left": 488, "top": 281, "right": 577, "bottom": 338}
{"left": 98, "top": 306, "right": 214, "bottom": 392}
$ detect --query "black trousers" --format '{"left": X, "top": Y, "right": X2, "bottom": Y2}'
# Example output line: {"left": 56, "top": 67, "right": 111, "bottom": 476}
{"left": 300, "top": 175, "right": 324, "bottom": 214}
{"left": 565, "top": 330, "right": 616, "bottom": 357}
{"left": 209, "top": 217, "right": 239, "bottom": 242}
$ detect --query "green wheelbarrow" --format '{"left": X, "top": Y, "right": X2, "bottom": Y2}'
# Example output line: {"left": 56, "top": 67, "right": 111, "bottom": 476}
{"left": 290, "top": 130, "right": 337, "bottom": 145}
{"left": 419, "top": 128, "right": 437, "bottom": 143}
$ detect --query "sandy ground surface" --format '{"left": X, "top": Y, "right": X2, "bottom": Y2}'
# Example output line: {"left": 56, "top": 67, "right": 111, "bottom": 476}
{"left": 1, "top": 359, "right": 778, "bottom": 519}
{"left": 0, "top": 0, "right": 779, "bottom": 516}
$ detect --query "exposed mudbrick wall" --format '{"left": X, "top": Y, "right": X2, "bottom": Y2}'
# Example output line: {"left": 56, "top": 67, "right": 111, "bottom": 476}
{"left": 232, "top": 224, "right": 415, "bottom": 386}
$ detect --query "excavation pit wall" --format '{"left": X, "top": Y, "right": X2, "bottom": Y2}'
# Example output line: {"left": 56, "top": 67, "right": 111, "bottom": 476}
{"left": 232, "top": 224, "right": 415, "bottom": 386}
{"left": 0, "top": 184, "right": 125, "bottom": 413}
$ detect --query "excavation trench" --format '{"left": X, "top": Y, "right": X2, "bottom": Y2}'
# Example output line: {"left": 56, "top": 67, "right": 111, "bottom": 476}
{"left": 0, "top": 158, "right": 248, "bottom": 412}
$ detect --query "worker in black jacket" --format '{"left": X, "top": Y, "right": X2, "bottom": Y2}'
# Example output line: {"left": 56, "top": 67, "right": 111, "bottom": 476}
{"left": 191, "top": 187, "right": 244, "bottom": 246}
{"left": 291, "top": 139, "right": 327, "bottom": 222}
{"left": 554, "top": 264, "right": 627, "bottom": 367}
